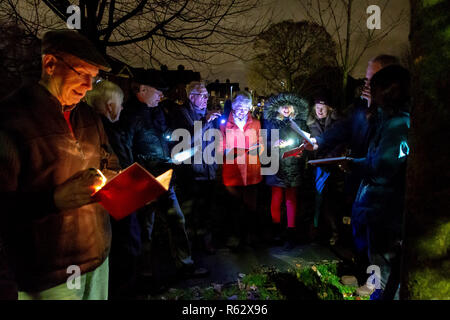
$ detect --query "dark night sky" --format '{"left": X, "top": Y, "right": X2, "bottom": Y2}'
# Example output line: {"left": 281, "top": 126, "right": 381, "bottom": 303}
{"left": 199, "top": 0, "right": 410, "bottom": 89}
{"left": 15, "top": 0, "right": 410, "bottom": 90}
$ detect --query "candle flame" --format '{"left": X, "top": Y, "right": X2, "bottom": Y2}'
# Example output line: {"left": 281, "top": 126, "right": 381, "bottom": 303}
{"left": 93, "top": 169, "right": 107, "bottom": 193}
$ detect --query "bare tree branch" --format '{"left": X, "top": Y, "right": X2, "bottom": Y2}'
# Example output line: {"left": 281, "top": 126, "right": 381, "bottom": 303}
{"left": 298, "top": 0, "right": 407, "bottom": 106}
{"left": 247, "top": 20, "right": 336, "bottom": 95}
{"left": 3, "top": 0, "right": 272, "bottom": 68}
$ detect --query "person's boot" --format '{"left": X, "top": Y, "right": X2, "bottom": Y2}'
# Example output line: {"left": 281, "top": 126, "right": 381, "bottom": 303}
{"left": 203, "top": 233, "right": 216, "bottom": 255}
{"left": 176, "top": 264, "right": 210, "bottom": 280}
{"left": 309, "top": 223, "right": 319, "bottom": 242}
{"left": 284, "top": 227, "right": 297, "bottom": 250}
{"left": 329, "top": 231, "right": 339, "bottom": 246}
{"left": 271, "top": 223, "right": 283, "bottom": 246}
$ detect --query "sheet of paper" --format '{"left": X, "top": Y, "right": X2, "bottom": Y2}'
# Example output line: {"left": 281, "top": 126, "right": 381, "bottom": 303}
{"left": 289, "top": 120, "right": 314, "bottom": 145}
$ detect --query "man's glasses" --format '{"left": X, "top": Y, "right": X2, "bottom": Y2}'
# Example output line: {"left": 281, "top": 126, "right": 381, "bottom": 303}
{"left": 192, "top": 93, "right": 209, "bottom": 99}
{"left": 54, "top": 55, "right": 92, "bottom": 80}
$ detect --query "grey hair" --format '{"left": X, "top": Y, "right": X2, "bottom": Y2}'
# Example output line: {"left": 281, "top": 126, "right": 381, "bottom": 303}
{"left": 85, "top": 80, "right": 124, "bottom": 114}
{"left": 186, "top": 81, "right": 206, "bottom": 96}
{"left": 231, "top": 91, "right": 252, "bottom": 109}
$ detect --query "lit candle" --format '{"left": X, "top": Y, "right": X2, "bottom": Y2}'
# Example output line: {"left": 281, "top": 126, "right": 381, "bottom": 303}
{"left": 93, "top": 169, "right": 107, "bottom": 193}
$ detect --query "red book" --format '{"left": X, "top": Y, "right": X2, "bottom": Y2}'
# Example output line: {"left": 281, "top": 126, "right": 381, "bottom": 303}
{"left": 92, "top": 163, "right": 173, "bottom": 220}
{"left": 282, "top": 145, "right": 305, "bottom": 159}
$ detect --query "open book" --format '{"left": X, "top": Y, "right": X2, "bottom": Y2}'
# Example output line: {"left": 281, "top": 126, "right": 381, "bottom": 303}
{"left": 92, "top": 163, "right": 173, "bottom": 220}
{"left": 282, "top": 144, "right": 305, "bottom": 159}
{"left": 225, "top": 144, "right": 260, "bottom": 158}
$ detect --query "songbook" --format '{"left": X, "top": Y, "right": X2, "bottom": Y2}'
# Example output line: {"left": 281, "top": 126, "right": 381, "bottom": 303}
{"left": 282, "top": 144, "right": 305, "bottom": 159}
{"left": 225, "top": 144, "right": 260, "bottom": 158}
{"left": 92, "top": 163, "right": 173, "bottom": 220}
{"left": 308, "top": 156, "right": 353, "bottom": 166}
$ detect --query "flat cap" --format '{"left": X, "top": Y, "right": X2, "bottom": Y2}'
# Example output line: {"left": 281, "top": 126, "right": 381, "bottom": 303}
{"left": 133, "top": 70, "right": 168, "bottom": 91}
{"left": 41, "top": 30, "right": 111, "bottom": 72}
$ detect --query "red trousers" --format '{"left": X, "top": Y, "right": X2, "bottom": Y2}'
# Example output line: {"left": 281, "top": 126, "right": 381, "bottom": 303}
{"left": 271, "top": 186, "right": 297, "bottom": 228}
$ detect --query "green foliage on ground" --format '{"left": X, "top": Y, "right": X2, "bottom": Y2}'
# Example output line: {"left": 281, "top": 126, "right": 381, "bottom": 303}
{"left": 152, "top": 262, "right": 369, "bottom": 300}
{"left": 293, "top": 263, "right": 367, "bottom": 300}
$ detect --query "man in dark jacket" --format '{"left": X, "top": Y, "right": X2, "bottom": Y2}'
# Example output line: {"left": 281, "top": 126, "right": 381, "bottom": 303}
{"left": 0, "top": 30, "right": 118, "bottom": 299}
{"left": 350, "top": 65, "right": 411, "bottom": 299}
{"left": 120, "top": 75, "right": 208, "bottom": 279}
{"left": 170, "top": 81, "right": 221, "bottom": 254}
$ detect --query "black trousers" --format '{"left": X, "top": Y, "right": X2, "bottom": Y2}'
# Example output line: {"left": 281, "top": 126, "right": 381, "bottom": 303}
{"left": 224, "top": 184, "right": 259, "bottom": 239}
{"left": 108, "top": 212, "right": 141, "bottom": 299}
{"left": 140, "top": 186, "right": 193, "bottom": 269}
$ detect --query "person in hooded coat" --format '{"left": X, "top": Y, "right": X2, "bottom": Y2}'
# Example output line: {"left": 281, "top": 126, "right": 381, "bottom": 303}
{"left": 262, "top": 93, "right": 309, "bottom": 248}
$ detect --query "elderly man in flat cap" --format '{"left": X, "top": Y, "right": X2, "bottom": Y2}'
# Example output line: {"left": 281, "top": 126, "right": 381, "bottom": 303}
{"left": 0, "top": 30, "right": 119, "bottom": 300}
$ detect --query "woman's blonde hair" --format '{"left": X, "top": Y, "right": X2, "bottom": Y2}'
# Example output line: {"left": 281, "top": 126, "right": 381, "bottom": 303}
{"left": 276, "top": 105, "right": 295, "bottom": 120}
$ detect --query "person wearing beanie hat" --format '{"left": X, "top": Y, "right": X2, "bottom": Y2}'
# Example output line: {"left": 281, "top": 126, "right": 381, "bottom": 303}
{"left": 0, "top": 30, "right": 119, "bottom": 299}
{"left": 307, "top": 93, "right": 346, "bottom": 247}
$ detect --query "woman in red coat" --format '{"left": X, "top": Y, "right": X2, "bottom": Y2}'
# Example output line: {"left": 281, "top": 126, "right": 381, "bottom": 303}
{"left": 220, "top": 91, "right": 262, "bottom": 248}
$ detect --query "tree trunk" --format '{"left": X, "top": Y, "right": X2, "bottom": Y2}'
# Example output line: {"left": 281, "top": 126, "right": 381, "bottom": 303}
{"left": 401, "top": 0, "right": 450, "bottom": 299}
{"left": 341, "top": 0, "right": 352, "bottom": 109}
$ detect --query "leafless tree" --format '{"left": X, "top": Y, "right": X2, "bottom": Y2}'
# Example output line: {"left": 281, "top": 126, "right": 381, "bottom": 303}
{"left": 247, "top": 20, "right": 336, "bottom": 96}
{"left": 298, "top": 0, "right": 407, "bottom": 106}
{"left": 0, "top": 20, "right": 42, "bottom": 98}
{"left": 0, "top": 0, "right": 272, "bottom": 69}
{"left": 401, "top": 0, "right": 450, "bottom": 300}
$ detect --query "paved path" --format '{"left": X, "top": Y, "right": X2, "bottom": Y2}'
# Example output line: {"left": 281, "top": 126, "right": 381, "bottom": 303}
{"left": 170, "top": 242, "right": 341, "bottom": 290}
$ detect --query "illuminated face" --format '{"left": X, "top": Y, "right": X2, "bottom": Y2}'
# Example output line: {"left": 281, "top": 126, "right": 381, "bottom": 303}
{"left": 315, "top": 103, "right": 329, "bottom": 119}
{"left": 189, "top": 86, "right": 209, "bottom": 110}
{"left": 106, "top": 93, "right": 123, "bottom": 123}
{"left": 363, "top": 61, "right": 383, "bottom": 108}
{"left": 366, "top": 61, "right": 383, "bottom": 81}
{"left": 278, "top": 105, "right": 294, "bottom": 118}
{"left": 48, "top": 53, "right": 99, "bottom": 106}
{"left": 232, "top": 102, "right": 251, "bottom": 121}
{"left": 137, "top": 85, "right": 164, "bottom": 107}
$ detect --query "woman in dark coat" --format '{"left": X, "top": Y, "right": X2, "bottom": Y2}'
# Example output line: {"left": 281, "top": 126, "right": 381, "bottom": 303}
{"left": 307, "top": 96, "right": 346, "bottom": 245}
{"left": 263, "top": 93, "right": 309, "bottom": 247}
